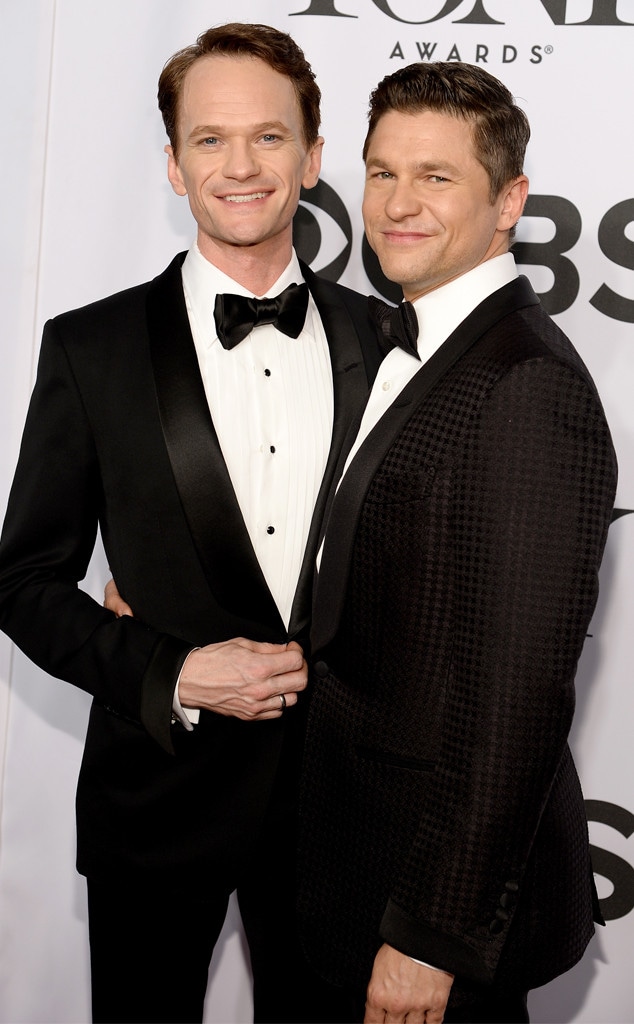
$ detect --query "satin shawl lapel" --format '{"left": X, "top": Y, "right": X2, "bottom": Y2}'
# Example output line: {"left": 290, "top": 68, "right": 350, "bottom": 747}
{"left": 147, "top": 253, "right": 285, "bottom": 635}
{"left": 287, "top": 263, "right": 375, "bottom": 640}
{"left": 312, "top": 276, "right": 540, "bottom": 652}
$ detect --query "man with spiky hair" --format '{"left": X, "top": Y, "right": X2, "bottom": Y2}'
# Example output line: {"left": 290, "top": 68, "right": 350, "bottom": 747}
{"left": 298, "top": 61, "right": 616, "bottom": 1024}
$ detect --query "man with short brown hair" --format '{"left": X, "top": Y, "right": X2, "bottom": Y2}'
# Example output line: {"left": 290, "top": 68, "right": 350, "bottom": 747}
{"left": 0, "top": 24, "right": 378, "bottom": 1023}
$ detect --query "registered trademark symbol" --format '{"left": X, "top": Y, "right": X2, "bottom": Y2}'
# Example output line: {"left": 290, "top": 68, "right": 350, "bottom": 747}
{"left": 544, "top": 44, "right": 554, "bottom": 54}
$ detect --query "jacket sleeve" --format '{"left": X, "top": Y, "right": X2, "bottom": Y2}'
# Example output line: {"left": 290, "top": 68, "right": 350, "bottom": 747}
{"left": 0, "top": 320, "right": 192, "bottom": 753}
{"left": 380, "top": 355, "right": 617, "bottom": 980}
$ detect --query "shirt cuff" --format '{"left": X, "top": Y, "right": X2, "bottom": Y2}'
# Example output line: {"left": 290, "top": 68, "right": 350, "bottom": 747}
{"left": 171, "top": 648, "right": 201, "bottom": 729}
{"left": 410, "top": 957, "right": 453, "bottom": 976}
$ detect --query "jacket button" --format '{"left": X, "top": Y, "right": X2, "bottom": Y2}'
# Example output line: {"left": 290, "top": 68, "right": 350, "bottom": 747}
{"left": 313, "top": 661, "right": 329, "bottom": 678}
{"left": 489, "top": 919, "right": 504, "bottom": 935}
{"left": 505, "top": 879, "right": 519, "bottom": 892}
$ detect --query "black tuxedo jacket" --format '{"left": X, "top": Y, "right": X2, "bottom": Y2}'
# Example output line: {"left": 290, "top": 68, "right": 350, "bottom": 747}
{"left": 298, "top": 277, "right": 617, "bottom": 1002}
{"left": 0, "top": 252, "right": 380, "bottom": 886}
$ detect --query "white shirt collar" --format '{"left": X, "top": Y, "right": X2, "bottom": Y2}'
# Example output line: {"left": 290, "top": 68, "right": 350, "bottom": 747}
{"left": 411, "top": 252, "right": 519, "bottom": 357}
{"left": 181, "top": 242, "right": 306, "bottom": 349}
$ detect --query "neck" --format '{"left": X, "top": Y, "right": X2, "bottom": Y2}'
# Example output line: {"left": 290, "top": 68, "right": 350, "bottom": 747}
{"left": 403, "top": 235, "right": 510, "bottom": 303}
{"left": 197, "top": 231, "right": 293, "bottom": 295}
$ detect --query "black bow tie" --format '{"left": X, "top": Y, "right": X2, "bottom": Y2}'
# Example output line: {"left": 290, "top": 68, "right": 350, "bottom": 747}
{"left": 369, "top": 295, "right": 420, "bottom": 361}
{"left": 214, "top": 282, "right": 309, "bottom": 350}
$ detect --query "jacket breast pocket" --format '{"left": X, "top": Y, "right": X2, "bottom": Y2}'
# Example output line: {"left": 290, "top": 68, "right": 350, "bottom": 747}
{"left": 364, "top": 465, "right": 437, "bottom": 507}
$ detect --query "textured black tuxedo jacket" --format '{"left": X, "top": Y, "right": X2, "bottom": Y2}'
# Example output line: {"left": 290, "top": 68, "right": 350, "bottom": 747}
{"left": 298, "top": 277, "right": 617, "bottom": 1003}
{"left": 0, "top": 252, "right": 380, "bottom": 886}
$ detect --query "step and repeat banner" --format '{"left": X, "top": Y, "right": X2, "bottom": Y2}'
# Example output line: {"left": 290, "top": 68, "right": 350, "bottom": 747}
{"left": 0, "top": 2, "right": 632, "bottom": 1021}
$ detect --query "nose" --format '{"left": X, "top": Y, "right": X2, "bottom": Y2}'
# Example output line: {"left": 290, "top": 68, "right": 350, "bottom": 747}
{"left": 221, "top": 140, "right": 259, "bottom": 181}
{"left": 384, "top": 179, "right": 421, "bottom": 222}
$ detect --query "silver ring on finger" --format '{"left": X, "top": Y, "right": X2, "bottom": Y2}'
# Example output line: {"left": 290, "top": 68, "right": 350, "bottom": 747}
{"left": 279, "top": 693, "right": 287, "bottom": 711}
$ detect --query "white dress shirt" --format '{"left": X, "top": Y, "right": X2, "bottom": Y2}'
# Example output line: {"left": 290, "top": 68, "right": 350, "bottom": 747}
{"left": 342, "top": 253, "right": 518, "bottom": 475}
{"left": 175, "top": 244, "right": 333, "bottom": 726}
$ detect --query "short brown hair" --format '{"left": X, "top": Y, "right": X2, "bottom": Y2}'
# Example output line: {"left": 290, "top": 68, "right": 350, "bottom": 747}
{"left": 158, "top": 23, "right": 321, "bottom": 157}
{"left": 363, "top": 61, "right": 530, "bottom": 202}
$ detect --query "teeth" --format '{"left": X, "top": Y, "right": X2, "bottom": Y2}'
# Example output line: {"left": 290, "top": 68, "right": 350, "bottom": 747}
{"left": 223, "top": 192, "right": 267, "bottom": 203}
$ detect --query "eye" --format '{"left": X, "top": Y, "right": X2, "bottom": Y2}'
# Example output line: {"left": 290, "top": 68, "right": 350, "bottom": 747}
{"left": 202, "top": 137, "right": 219, "bottom": 147}
{"left": 294, "top": 179, "right": 352, "bottom": 281}
{"left": 261, "top": 133, "right": 280, "bottom": 143}
{"left": 429, "top": 175, "right": 449, "bottom": 183}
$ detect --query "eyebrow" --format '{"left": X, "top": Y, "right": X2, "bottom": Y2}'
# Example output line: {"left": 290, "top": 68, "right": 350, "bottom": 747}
{"left": 366, "top": 155, "right": 462, "bottom": 177}
{"left": 187, "top": 120, "right": 291, "bottom": 140}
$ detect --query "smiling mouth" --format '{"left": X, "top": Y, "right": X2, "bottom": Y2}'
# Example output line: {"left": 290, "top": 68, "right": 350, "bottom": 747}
{"left": 381, "top": 231, "right": 432, "bottom": 246}
{"left": 384, "top": 229, "right": 428, "bottom": 239}
{"left": 222, "top": 192, "right": 268, "bottom": 203}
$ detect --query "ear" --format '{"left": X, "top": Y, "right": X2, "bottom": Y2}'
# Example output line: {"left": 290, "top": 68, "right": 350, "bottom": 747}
{"left": 301, "top": 136, "right": 324, "bottom": 191}
{"left": 497, "top": 175, "right": 529, "bottom": 231}
{"left": 165, "top": 144, "right": 188, "bottom": 197}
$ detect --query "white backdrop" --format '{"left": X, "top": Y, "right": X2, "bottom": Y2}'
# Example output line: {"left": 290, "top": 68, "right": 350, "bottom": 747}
{"left": 0, "top": 2, "right": 632, "bottom": 1022}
